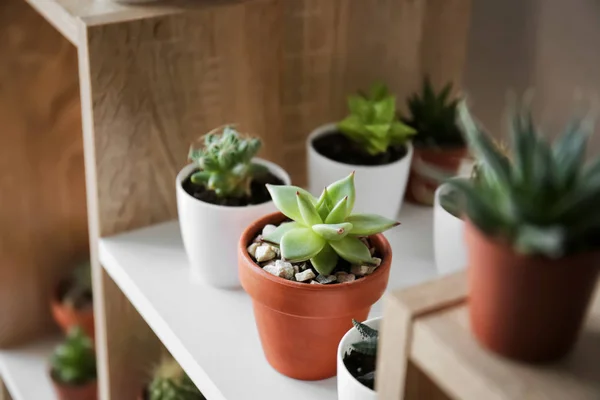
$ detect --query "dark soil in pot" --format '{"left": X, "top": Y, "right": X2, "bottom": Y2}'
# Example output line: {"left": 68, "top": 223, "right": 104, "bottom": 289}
{"left": 343, "top": 349, "right": 376, "bottom": 390}
{"left": 312, "top": 131, "right": 407, "bottom": 166}
{"left": 182, "top": 169, "right": 284, "bottom": 206}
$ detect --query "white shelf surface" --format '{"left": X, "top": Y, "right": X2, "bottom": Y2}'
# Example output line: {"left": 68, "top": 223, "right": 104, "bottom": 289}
{"left": 99, "top": 204, "right": 438, "bottom": 400}
{"left": 0, "top": 336, "right": 59, "bottom": 400}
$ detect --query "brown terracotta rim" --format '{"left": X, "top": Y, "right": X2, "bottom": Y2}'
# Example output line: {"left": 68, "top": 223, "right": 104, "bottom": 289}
{"left": 239, "top": 212, "right": 392, "bottom": 291}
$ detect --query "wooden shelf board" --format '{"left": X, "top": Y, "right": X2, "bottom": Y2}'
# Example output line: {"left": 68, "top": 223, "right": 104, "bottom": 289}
{"left": 410, "top": 284, "right": 600, "bottom": 400}
{"left": 98, "top": 204, "right": 438, "bottom": 400}
{"left": 0, "top": 336, "right": 60, "bottom": 400}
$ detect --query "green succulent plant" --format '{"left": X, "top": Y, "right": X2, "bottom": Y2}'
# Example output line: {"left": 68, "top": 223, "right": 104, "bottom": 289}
{"left": 149, "top": 357, "right": 205, "bottom": 400}
{"left": 350, "top": 319, "right": 379, "bottom": 357}
{"left": 188, "top": 126, "right": 267, "bottom": 198}
{"left": 444, "top": 101, "right": 599, "bottom": 257}
{"left": 63, "top": 260, "right": 92, "bottom": 309}
{"left": 50, "top": 326, "right": 96, "bottom": 385}
{"left": 403, "top": 77, "right": 464, "bottom": 148}
{"left": 338, "top": 83, "right": 416, "bottom": 155}
{"left": 263, "top": 173, "right": 398, "bottom": 275}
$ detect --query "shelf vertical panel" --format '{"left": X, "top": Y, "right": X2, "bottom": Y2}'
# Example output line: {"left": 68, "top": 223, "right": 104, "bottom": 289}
{"left": 0, "top": 0, "right": 88, "bottom": 347}
{"left": 77, "top": 1, "right": 282, "bottom": 398}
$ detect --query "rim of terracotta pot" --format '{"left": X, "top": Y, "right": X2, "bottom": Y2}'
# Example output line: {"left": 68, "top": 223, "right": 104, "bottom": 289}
{"left": 49, "top": 368, "right": 97, "bottom": 389}
{"left": 307, "top": 123, "right": 414, "bottom": 170}
{"left": 239, "top": 212, "right": 392, "bottom": 316}
{"left": 176, "top": 158, "right": 291, "bottom": 211}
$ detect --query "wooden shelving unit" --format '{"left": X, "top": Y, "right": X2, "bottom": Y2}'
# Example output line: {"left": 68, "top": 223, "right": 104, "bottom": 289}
{"left": 0, "top": 0, "right": 472, "bottom": 399}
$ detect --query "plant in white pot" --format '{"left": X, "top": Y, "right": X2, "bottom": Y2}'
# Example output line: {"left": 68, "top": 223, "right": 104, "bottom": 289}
{"left": 177, "top": 126, "right": 290, "bottom": 288}
{"left": 337, "top": 318, "right": 380, "bottom": 400}
{"left": 307, "top": 83, "right": 416, "bottom": 219}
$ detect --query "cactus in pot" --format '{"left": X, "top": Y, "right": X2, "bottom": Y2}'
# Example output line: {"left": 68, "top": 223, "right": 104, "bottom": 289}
{"left": 443, "top": 100, "right": 600, "bottom": 362}
{"left": 147, "top": 358, "right": 205, "bottom": 400}
{"left": 341, "top": 319, "right": 379, "bottom": 390}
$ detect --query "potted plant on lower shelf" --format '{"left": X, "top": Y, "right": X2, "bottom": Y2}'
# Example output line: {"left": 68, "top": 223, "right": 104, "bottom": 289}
{"left": 445, "top": 101, "right": 600, "bottom": 362}
{"left": 239, "top": 173, "right": 398, "bottom": 380}
{"left": 403, "top": 78, "right": 469, "bottom": 206}
{"left": 140, "top": 357, "right": 205, "bottom": 400}
{"left": 49, "top": 326, "right": 97, "bottom": 400}
{"left": 177, "top": 126, "right": 290, "bottom": 288}
{"left": 337, "top": 318, "right": 380, "bottom": 400}
{"left": 307, "top": 83, "right": 416, "bottom": 219}
{"left": 51, "top": 260, "right": 94, "bottom": 339}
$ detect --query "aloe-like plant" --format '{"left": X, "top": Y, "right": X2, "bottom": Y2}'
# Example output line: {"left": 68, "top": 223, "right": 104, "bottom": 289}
{"left": 350, "top": 319, "right": 378, "bottom": 357}
{"left": 62, "top": 260, "right": 92, "bottom": 309}
{"left": 445, "top": 101, "right": 599, "bottom": 257}
{"left": 404, "top": 77, "right": 464, "bottom": 148}
{"left": 338, "top": 83, "right": 416, "bottom": 155}
{"left": 149, "top": 357, "right": 205, "bottom": 400}
{"left": 50, "top": 326, "right": 96, "bottom": 385}
{"left": 188, "top": 126, "right": 267, "bottom": 198}
{"left": 263, "top": 173, "right": 398, "bottom": 275}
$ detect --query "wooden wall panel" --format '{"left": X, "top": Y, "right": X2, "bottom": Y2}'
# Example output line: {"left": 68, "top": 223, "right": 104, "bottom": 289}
{"left": 0, "top": 0, "right": 88, "bottom": 346}
{"left": 78, "top": 1, "right": 282, "bottom": 398}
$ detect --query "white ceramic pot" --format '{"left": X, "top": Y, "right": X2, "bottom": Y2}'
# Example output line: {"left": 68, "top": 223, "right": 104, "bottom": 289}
{"left": 176, "top": 159, "right": 290, "bottom": 288}
{"left": 337, "top": 316, "right": 380, "bottom": 400}
{"left": 433, "top": 185, "right": 466, "bottom": 275}
{"left": 307, "top": 124, "right": 413, "bottom": 220}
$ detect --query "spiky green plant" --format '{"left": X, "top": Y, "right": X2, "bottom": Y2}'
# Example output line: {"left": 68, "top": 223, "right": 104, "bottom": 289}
{"left": 350, "top": 319, "right": 379, "bottom": 357}
{"left": 338, "top": 83, "right": 416, "bottom": 155}
{"left": 263, "top": 173, "right": 398, "bottom": 275}
{"left": 63, "top": 260, "right": 92, "bottom": 309}
{"left": 50, "top": 326, "right": 96, "bottom": 385}
{"left": 149, "top": 358, "right": 205, "bottom": 400}
{"left": 403, "top": 77, "right": 464, "bottom": 148}
{"left": 445, "top": 101, "right": 599, "bottom": 257}
{"left": 188, "top": 126, "right": 267, "bottom": 198}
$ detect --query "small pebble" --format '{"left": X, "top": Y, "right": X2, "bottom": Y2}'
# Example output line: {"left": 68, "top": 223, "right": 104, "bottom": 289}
{"left": 297, "top": 262, "right": 307, "bottom": 271}
{"left": 316, "top": 274, "right": 337, "bottom": 284}
{"left": 247, "top": 243, "right": 260, "bottom": 258}
{"left": 262, "top": 224, "right": 277, "bottom": 236}
{"left": 293, "top": 264, "right": 300, "bottom": 274}
{"left": 255, "top": 244, "right": 277, "bottom": 262}
{"left": 253, "top": 235, "right": 263, "bottom": 243}
{"left": 369, "top": 247, "right": 375, "bottom": 256}
{"left": 370, "top": 257, "right": 382, "bottom": 267}
{"left": 263, "top": 260, "right": 294, "bottom": 280}
{"left": 336, "top": 272, "right": 356, "bottom": 283}
{"left": 360, "top": 237, "right": 370, "bottom": 248}
{"left": 295, "top": 269, "right": 316, "bottom": 282}
{"left": 310, "top": 280, "right": 320, "bottom": 285}
{"left": 351, "top": 265, "right": 376, "bottom": 276}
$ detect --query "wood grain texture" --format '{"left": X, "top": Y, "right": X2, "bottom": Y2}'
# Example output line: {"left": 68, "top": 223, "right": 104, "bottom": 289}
{"left": 377, "top": 272, "right": 466, "bottom": 399}
{"left": 0, "top": 0, "right": 88, "bottom": 347}
{"left": 405, "top": 361, "right": 452, "bottom": 400}
{"left": 0, "top": 379, "right": 10, "bottom": 400}
{"left": 77, "top": 1, "right": 282, "bottom": 398}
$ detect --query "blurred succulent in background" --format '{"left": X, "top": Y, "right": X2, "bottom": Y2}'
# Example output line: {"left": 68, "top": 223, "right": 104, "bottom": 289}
{"left": 50, "top": 326, "right": 96, "bottom": 385}
{"left": 338, "top": 83, "right": 416, "bottom": 155}
{"left": 62, "top": 260, "right": 92, "bottom": 309}
{"left": 264, "top": 173, "right": 398, "bottom": 275}
{"left": 444, "top": 101, "right": 599, "bottom": 257}
{"left": 149, "top": 357, "right": 205, "bottom": 400}
{"left": 188, "top": 126, "right": 267, "bottom": 198}
{"left": 403, "top": 77, "right": 464, "bottom": 148}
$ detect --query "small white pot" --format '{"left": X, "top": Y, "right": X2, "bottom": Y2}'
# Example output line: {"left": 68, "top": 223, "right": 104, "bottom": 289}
{"left": 307, "top": 124, "right": 413, "bottom": 219}
{"left": 433, "top": 185, "right": 467, "bottom": 275}
{"left": 176, "top": 159, "right": 290, "bottom": 288}
{"left": 337, "top": 316, "right": 380, "bottom": 400}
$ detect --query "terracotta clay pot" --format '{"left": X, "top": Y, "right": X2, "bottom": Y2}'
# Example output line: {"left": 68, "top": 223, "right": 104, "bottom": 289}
{"left": 406, "top": 146, "right": 469, "bottom": 206}
{"left": 51, "top": 376, "right": 98, "bottom": 400}
{"left": 466, "top": 221, "right": 600, "bottom": 363}
{"left": 239, "top": 212, "right": 392, "bottom": 380}
{"left": 51, "top": 288, "right": 95, "bottom": 340}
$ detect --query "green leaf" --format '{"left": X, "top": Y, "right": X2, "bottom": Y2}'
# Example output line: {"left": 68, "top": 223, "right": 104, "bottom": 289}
{"left": 369, "top": 82, "right": 389, "bottom": 100}
{"left": 267, "top": 185, "right": 317, "bottom": 224}
{"left": 297, "top": 190, "right": 322, "bottom": 226}
{"left": 352, "top": 319, "right": 378, "bottom": 339}
{"left": 374, "top": 96, "right": 396, "bottom": 122}
{"left": 190, "top": 171, "right": 210, "bottom": 185}
{"left": 280, "top": 228, "right": 325, "bottom": 262}
{"left": 310, "top": 244, "right": 339, "bottom": 275}
{"left": 326, "top": 173, "right": 356, "bottom": 216}
{"left": 365, "top": 124, "right": 391, "bottom": 138}
{"left": 346, "top": 214, "right": 399, "bottom": 235}
{"left": 315, "top": 188, "right": 332, "bottom": 220}
{"left": 312, "top": 222, "right": 353, "bottom": 241}
{"left": 329, "top": 236, "right": 372, "bottom": 264}
{"left": 552, "top": 118, "right": 591, "bottom": 188}
{"left": 347, "top": 95, "right": 372, "bottom": 120}
{"left": 338, "top": 115, "right": 365, "bottom": 137}
{"left": 325, "top": 196, "right": 349, "bottom": 224}
{"left": 514, "top": 224, "right": 564, "bottom": 258}
{"left": 351, "top": 337, "right": 378, "bottom": 356}
{"left": 263, "top": 222, "right": 301, "bottom": 244}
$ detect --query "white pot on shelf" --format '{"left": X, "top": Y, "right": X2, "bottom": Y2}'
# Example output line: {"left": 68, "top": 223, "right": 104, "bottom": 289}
{"left": 337, "top": 316, "right": 380, "bottom": 400}
{"left": 176, "top": 159, "right": 290, "bottom": 288}
{"left": 433, "top": 185, "right": 466, "bottom": 275}
{"left": 307, "top": 123, "right": 413, "bottom": 220}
